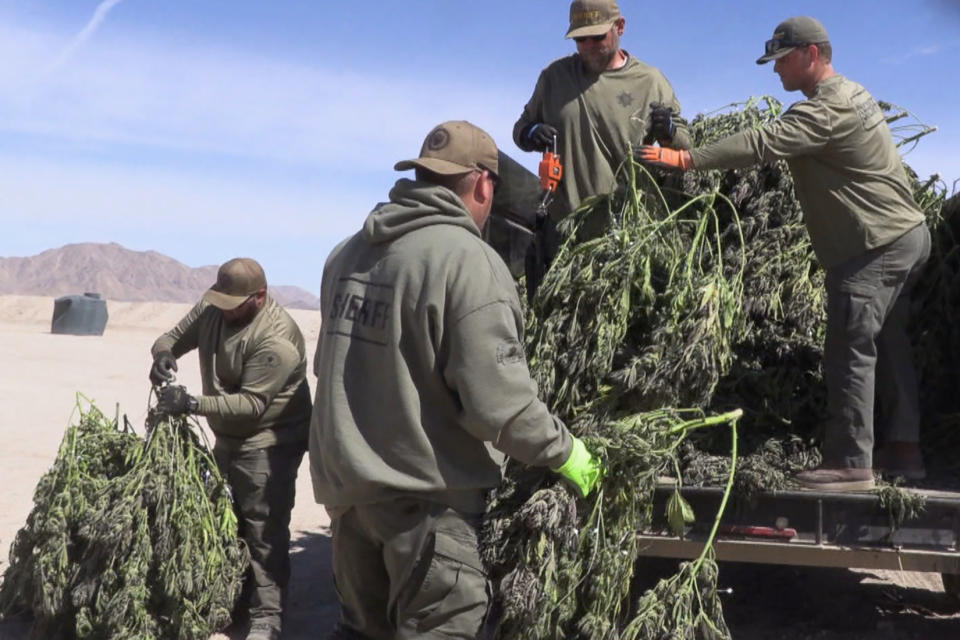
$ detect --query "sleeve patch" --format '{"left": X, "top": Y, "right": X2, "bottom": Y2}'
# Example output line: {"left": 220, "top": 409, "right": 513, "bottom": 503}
{"left": 252, "top": 352, "right": 282, "bottom": 368}
{"left": 852, "top": 89, "right": 883, "bottom": 130}
{"left": 496, "top": 339, "right": 525, "bottom": 365}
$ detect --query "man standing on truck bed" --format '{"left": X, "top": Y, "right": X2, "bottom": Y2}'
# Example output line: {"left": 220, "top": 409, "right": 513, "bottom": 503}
{"left": 639, "top": 16, "right": 930, "bottom": 492}
{"left": 310, "top": 120, "right": 602, "bottom": 639}
{"left": 514, "top": 0, "right": 692, "bottom": 285}
{"left": 149, "top": 257, "right": 312, "bottom": 640}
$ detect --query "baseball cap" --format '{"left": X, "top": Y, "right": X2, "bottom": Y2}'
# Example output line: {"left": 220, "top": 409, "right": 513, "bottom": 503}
{"left": 757, "top": 16, "right": 830, "bottom": 64}
{"left": 202, "top": 257, "right": 267, "bottom": 310}
{"left": 565, "top": 0, "right": 621, "bottom": 39}
{"left": 394, "top": 121, "right": 499, "bottom": 178}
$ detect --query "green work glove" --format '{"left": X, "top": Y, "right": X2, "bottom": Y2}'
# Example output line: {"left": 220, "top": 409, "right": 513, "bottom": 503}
{"left": 554, "top": 437, "right": 604, "bottom": 498}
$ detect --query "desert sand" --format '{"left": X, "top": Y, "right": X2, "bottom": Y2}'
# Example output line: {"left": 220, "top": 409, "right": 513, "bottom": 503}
{"left": 0, "top": 295, "right": 337, "bottom": 639}
{"left": 1, "top": 295, "right": 957, "bottom": 640}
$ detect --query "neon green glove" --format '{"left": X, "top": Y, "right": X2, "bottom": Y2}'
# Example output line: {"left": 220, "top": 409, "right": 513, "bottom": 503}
{"left": 554, "top": 437, "right": 604, "bottom": 498}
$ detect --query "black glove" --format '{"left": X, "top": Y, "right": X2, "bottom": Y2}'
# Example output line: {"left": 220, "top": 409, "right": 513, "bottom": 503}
{"left": 156, "top": 385, "right": 198, "bottom": 416}
{"left": 149, "top": 350, "right": 178, "bottom": 385}
{"left": 647, "top": 102, "right": 676, "bottom": 142}
{"left": 523, "top": 123, "right": 558, "bottom": 151}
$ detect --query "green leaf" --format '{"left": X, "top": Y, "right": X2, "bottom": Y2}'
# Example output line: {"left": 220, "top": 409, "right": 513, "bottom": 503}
{"left": 666, "top": 491, "right": 696, "bottom": 536}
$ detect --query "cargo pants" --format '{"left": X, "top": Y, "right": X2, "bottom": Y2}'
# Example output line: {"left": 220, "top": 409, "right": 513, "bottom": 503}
{"left": 215, "top": 440, "right": 305, "bottom": 633}
{"left": 822, "top": 223, "right": 931, "bottom": 468}
{"left": 326, "top": 497, "right": 490, "bottom": 640}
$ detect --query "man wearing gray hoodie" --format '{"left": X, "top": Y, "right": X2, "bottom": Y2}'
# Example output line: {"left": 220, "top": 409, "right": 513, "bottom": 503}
{"left": 310, "top": 121, "right": 602, "bottom": 639}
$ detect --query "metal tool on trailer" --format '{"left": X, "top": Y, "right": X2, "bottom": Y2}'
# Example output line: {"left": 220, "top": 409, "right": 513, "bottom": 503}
{"left": 521, "top": 134, "right": 564, "bottom": 302}
{"left": 537, "top": 134, "right": 563, "bottom": 211}
{"left": 481, "top": 139, "right": 565, "bottom": 303}
{"left": 638, "top": 482, "right": 960, "bottom": 602}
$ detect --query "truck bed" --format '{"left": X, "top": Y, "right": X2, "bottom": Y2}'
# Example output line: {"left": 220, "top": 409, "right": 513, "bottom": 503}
{"left": 640, "top": 483, "right": 960, "bottom": 582}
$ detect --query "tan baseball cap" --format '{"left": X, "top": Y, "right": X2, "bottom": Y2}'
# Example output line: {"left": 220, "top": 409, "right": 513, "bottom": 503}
{"left": 565, "top": 0, "right": 621, "bottom": 39}
{"left": 202, "top": 257, "right": 267, "bottom": 310}
{"left": 756, "top": 16, "right": 830, "bottom": 64}
{"left": 395, "top": 121, "right": 499, "bottom": 178}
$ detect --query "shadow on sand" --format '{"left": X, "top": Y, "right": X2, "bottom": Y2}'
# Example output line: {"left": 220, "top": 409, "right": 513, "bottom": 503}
{"left": 219, "top": 527, "right": 340, "bottom": 640}
{"left": 717, "top": 563, "right": 960, "bottom": 640}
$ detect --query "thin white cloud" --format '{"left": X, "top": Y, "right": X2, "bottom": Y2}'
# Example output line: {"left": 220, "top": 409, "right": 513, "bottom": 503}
{"left": 0, "top": 22, "right": 530, "bottom": 173}
{"left": 881, "top": 43, "right": 944, "bottom": 65}
{"left": 0, "top": 16, "right": 541, "bottom": 293}
{"left": 46, "top": 0, "right": 127, "bottom": 74}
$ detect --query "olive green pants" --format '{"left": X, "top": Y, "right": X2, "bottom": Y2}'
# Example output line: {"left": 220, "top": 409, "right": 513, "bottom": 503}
{"left": 327, "top": 498, "right": 489, "bottom": 639}
{"left": 215, "top": 441, "right": 305, "bottom": 632}
{"left": 822, "top": 224, "right": 930, "bottom": 468}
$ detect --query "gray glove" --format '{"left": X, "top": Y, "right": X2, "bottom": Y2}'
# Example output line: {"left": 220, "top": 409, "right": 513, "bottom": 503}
{"left": 149, "top": 350, "right": 178, "bottom": 385}
{"left": 156, "top": 385, "right": 198, "bottom": 416}
{"left": 523, "top": 123, "right": 558, "bottom": 151}
{"left": 648, "top": 103, "right": 676, "bottom": 142}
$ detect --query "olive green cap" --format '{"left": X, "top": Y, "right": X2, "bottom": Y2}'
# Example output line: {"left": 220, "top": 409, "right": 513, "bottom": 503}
{"left": 395, "top": 121, "right": 499, "bottom": 178}
{"left": 757, "top": 16, "right": 830, "bottom": 64}
{"left": 202, "top": 257, "right": 267, "bottom": 310}
{"left": 565, "top": 0, "right": 621, "bottom": 39}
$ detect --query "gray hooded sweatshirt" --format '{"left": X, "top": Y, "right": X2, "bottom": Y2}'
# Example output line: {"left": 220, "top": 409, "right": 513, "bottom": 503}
{"left": 309, "top": 179, "right": 573, "bottom": 513}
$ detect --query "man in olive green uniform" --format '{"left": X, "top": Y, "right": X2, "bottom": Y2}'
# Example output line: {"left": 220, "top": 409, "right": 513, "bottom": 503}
{"left": 149, "top": 257, "right": 312, "bottom": 640}
{"left": 639, "top": 17, "right": 931, "bottom": 491}
{"left": 310, "top": 121, "right": 602, "bottom": 639}
{"left": 514, "top": 0, "right": 691, "bottom": 279}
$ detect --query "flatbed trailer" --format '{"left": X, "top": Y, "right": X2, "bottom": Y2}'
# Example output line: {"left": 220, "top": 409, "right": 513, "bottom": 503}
{"left": 639, "top": 483, "right": 960, "bottom": 601}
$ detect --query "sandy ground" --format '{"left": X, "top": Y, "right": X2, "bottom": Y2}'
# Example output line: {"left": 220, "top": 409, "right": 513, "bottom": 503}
{"left": 0, "top": 294, "right": 957, "bottom": 639}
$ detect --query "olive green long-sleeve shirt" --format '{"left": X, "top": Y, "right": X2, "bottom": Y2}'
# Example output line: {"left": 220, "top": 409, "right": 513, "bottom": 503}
{"left": 152, "top": 296, "right": 312, "bottom": 452}
{"left": 690, "top": 75, "right": 924, "bottom": 268}
{"left": 514, "top": 53, "right": 691, "bottom": 219}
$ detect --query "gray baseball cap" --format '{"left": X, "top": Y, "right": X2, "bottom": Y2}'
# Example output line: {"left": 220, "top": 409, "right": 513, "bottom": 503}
{"left": 756, "top": 16, "right": 830, "bottom": 64}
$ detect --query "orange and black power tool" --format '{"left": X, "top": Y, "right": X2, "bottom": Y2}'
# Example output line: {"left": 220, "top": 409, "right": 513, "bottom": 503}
{"left": 538, "top": 134, "right": 563, "bottom": 209}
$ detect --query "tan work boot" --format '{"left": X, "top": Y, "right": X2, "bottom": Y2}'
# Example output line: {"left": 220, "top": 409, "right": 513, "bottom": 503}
{"left": 796, "top": 467, "right": 876, "bottom": 491}
{"left": 876, "top": 442, "right": 926, "bottom": 480}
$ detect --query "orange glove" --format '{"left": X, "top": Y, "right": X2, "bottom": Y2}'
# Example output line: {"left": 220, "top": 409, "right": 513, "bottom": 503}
{"left": 637, "top": 145, "right": 693, "bottom": 171}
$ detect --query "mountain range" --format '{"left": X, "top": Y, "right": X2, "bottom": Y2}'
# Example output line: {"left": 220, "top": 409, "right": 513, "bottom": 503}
{"left": 0, "top": 243, "right": 321, "bottom": 310}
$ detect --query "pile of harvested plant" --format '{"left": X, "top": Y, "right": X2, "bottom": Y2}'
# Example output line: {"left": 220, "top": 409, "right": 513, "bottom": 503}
{"left": 482, "top": 97, "right": 950, "bottom": 639}
{"left": 912, "top": 187, "right": 960, "bottom": 480}
{"left": 483, "top": 408, "right": 742, "bottom": 640}
{"left": 0, "top": 397, "right": 247, "bottom": 640}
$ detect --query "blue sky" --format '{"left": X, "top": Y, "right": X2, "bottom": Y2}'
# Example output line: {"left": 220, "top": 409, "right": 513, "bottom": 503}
{"left": 1, "top": 0, "right": 957, "bottom": 295}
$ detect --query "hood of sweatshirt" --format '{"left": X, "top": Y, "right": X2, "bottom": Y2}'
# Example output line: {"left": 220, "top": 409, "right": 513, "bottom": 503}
{"left": 362, "top": 178, "right": 481, "bottom": 244}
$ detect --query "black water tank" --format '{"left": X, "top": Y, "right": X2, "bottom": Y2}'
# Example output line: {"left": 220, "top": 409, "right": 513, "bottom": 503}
{"left": 51, "top": 292, "right": 109, "bottom": 336}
